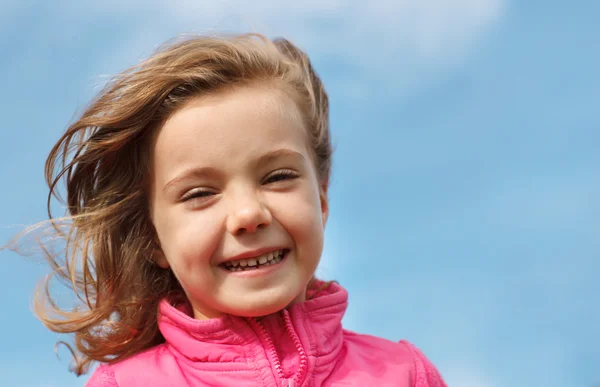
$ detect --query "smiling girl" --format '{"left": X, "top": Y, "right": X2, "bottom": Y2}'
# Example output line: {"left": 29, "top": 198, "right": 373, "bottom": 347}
{"left": 18, "top": 34, "right": 446, "bottom": 386}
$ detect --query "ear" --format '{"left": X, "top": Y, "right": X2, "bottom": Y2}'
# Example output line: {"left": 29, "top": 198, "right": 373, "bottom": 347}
{"left": 154, "top": 248, "right": 170, "bottom": 269}
{"left": 319, "top": 185, "right": 329, "bottom": 226}
{"left": 149, "top": 212, "right": 169, "bottom": 269}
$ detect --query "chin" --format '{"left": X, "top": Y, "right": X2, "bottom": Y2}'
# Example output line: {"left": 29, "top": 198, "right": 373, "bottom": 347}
{"left": 223, "top": 289, "right": 301, "bottom": 318}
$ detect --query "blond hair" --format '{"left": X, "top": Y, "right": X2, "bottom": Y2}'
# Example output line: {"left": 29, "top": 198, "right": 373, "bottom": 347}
{"left": 9, "top": 33, "right": 331, "bottom": 375}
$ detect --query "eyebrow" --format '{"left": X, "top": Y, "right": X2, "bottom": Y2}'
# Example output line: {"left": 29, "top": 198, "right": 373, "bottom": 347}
{"left": 163, "top": 166, "right": 221, "bottom": 193}
{"left": 163, "top": 148, "right": 305, "bottom": 192}
{"left": 255, "top": 148, "right": 305, "bottom": 169}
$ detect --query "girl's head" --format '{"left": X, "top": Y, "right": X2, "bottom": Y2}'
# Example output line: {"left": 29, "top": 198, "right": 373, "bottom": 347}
{"left": 34, "top": 33, "right": 331, "bottom": 373}
{"left": 151, "top": 71, "right": 329, "bottom": 320}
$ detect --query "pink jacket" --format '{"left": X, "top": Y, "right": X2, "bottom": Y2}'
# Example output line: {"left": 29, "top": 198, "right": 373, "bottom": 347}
{"left": 86, "top": 282, "right": 446, "bottom": 386}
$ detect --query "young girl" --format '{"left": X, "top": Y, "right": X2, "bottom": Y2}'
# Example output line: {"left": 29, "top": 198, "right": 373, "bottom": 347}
{"left": 19, "top": 33, "right": 447, "bottom": 386}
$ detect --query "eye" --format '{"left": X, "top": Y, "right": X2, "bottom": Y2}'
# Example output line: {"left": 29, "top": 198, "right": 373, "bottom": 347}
{"left": 181, "top": 188, "right": 215, "bottom": 202}
{"left": 263, "top": 169, "right": 299, "bottom": 184}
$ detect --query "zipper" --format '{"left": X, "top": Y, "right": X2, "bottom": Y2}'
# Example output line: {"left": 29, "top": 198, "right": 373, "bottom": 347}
{"left": 251, "top": 309, "right": 308, "bottom": 387}
{"left": 282, "top": 310, "right": 308, "bottom": 385}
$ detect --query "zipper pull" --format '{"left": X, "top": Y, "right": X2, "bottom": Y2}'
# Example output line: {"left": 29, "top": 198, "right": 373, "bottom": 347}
{"left": 283, "top": 379, "right": 297, "bottom": 387}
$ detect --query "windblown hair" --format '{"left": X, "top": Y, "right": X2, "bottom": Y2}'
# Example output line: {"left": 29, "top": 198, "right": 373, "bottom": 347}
{"left": 12, "top": 33, "right": 331, "bottom": 375}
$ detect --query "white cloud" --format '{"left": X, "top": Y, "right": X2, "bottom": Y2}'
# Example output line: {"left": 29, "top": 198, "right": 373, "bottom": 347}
{"left": 334, "top": 0, "right": 505, "bottom": 59}
{"left": 0, "top": 0, "right": 506, "bottom": 106}
{"left": 84, "top": 0, "right": 504, "bottom": 59}
{"left": 27, "top": 0, "right": 504, "bottom": 83}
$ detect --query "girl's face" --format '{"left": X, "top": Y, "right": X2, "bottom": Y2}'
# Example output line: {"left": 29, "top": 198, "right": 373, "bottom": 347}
{"left": 149, "top": 82, "right": 328, "bottom": 319}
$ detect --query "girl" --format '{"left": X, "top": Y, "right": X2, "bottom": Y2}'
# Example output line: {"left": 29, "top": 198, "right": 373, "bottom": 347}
{"left": 18, "top": 33, "right": 447, "bottom": 386}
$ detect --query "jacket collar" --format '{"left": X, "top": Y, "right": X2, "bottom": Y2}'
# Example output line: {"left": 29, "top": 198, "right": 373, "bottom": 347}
{"left": 157, "top": 280, "right": 348, "bottom": 363}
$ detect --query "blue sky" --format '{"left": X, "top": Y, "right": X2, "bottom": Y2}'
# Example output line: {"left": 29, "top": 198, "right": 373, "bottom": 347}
{"left": 1, "top": 1, "right": 599, "bottom": 386}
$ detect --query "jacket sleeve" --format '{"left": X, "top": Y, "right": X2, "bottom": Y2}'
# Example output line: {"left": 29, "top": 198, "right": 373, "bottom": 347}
{"left": 400, "top": 341, "right": 447, "bottom": 387}
{"left": 86, "top": 364, "right": 119, "bottom": 387}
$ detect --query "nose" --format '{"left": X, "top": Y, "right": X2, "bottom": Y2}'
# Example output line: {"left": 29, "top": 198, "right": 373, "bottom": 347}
{"left": 226, "top": 189, "right": 272, "bottom": 235}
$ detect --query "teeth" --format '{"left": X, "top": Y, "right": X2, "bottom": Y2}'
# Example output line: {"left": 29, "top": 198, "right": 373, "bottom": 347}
{"left": 224, "top": 249, "right": 286, "bottom": 271}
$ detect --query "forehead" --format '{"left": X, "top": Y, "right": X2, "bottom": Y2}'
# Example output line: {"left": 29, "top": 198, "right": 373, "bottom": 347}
{"left": 152, "top": 83, "right": 309, "bottom": 174}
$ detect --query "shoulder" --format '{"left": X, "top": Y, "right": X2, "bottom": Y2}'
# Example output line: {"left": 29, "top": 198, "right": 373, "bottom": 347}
{"left": 86, "top": 344, "right": 174, "bottom": 387}
{"left": 86, "top": 364, "right": 118, "bottom": 387}
{"left": 398, "top": 340, "right": 447, "bottom": 387}
{"left": 343, "top": 330, "right": 447, "bottom": 387}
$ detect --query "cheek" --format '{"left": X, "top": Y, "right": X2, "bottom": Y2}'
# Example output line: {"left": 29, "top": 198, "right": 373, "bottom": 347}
{"left": 274, "top": 188, "right": 325, "bottom": 245}
{"left": 155, "top": 207, "right": 223, "bottom": 266}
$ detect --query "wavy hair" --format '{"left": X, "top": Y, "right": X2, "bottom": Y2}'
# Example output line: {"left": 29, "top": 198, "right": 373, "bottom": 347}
{"left": 8, "top": 33, "right": 331, "bottom": 375}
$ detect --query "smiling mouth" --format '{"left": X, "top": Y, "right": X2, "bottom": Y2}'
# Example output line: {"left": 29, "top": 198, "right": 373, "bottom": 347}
{"left": 220, "top": 249, "right": 289, "bottom": 272}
